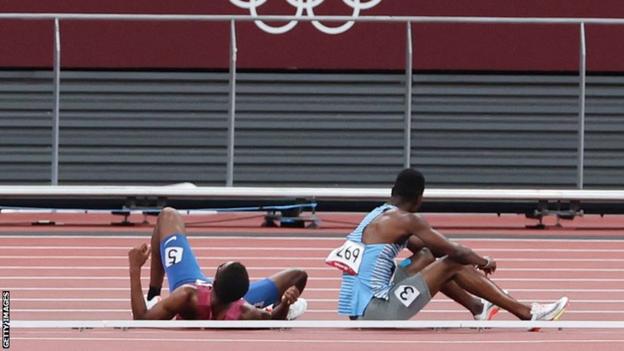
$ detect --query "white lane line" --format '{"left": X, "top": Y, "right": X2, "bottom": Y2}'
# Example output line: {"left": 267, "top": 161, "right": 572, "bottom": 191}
{"left": 12, "top": 309, "right": 624, "bottom": 314}
{"left": 2, "top": 255, "right": 623, "bottom": 261}
{"left": 3, "top": 245, "right": 624, "bottom": 253}
{"left": 500, "top": 268, "right": 624, "bottom": 272}
{"left": 1, "top": 266, "right": 622, "bottom": 273}
{"left": 4, "top": 276, "right": 624, "bottom": 283}
{"left": 0, "top": 276, "right": 338, "bottom": 281}
{"left": 2, "top": 287, "right": 132, "bottom": 291}
{"left": 0, "top": 256, "right": 325, "bottom": 260}
{"left": 11, "top": 337, "right": 624, "bottom": 345}
{"left": 0, "top": 246, "right": 338, "bottom": 251}
{"left": 0, "top": 235, "right": 342, "bottom": 241}
{"left": 0, "top": 266, "right": 335, "bottom": 271}
{"left": 12, "top": 298, "right": 624, "bottom": 304}
{"left": 14, "top": 298, "right": 131, "bottom": 302}
{"left": 5, "top": 287, "right": 624, "bottom": 293}
{"left": 2, "top": 235, "right": 624, "bottom": 243}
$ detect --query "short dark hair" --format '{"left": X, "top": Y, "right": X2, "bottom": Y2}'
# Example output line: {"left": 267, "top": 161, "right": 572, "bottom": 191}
{"left": 213, "top": 262, "right": 249, "bottom": 303}
{"left": 391, "top": 168, "right": 425, "bottom": 201}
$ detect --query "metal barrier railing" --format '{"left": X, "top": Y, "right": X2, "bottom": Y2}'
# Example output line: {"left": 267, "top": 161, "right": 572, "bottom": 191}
{"left": 1, "top": 14, "right": 621, "bottom": 187}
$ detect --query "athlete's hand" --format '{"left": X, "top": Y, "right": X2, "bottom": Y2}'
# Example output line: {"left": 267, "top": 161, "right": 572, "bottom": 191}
{"left": 128, "top": 243, "right": 151, "bottom": 269}
{"left": 281, "top": 286, "right": 301, "bottom": 306}
{"left": 478, "top": 256, "right": 497, "bottom": 275}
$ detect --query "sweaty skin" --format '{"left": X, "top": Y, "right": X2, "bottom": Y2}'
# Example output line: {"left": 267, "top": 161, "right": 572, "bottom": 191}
{"left": 128, "top": 243, "right": 300, "bottom": 320}
{"left": 363, "top": 207, "right": 494, "bottom": 272}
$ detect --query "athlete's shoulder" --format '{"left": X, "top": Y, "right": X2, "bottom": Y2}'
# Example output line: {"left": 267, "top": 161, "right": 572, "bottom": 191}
{"left": 171, "top": 285, "right": 200, "bottom": 309}
{"left": 389, "top": 210, "right": 430, "bottom": 230}
{"left": 239, "top": 301, "right": 270, "bottom": 320}
{"left": 385, "top": 207, "right": 422, "bottom": 223}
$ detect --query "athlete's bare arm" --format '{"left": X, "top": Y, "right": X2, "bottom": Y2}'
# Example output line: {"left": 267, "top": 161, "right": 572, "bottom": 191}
{"left": 135, "top": 288, "right": 196, "bottom": 320}
{"left": 406, "top": 213, "right": 496, "bottom": 274}
{"left": 238, "top": 286, "right": 301, "bottom": 320}
{"left": 366, "top": 210, "right": 495, "bottom": 274}
{"left": 238, "top": 303, "right": 271, "bottom": 320}
{"left": 128, "top": 243, "right": 151, "bottom": 319}
{"left": 129, "top": 244, "right": 197, "bottom": 320}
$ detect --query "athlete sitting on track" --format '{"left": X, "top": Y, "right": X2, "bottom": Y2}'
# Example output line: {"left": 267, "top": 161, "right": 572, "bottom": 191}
{"left": 327, "top": 168, "right": 568, "bottom": 324}
{"left": 128, "top": 207, "right": 308, "bottom": 320}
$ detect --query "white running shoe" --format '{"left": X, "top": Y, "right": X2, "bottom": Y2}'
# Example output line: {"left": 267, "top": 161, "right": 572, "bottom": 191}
{"left": 474, "top": 298, "right": 500, "bottom": 321}
{"left": 286, "top": 298, "right": 308, "bottom": 320}
{"left": 145, "top": 295, "right": 162, "bottom": 310}
{"left": 529, "top": 296, "right": 569, "bottom": 331}
{"left": 474, "top": 289, "right": 508, "bottom": 321}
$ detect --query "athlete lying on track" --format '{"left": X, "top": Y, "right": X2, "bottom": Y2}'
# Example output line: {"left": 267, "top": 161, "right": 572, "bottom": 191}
{"left": 128, "top": 207, "right": 308, "bottom": 320}
{"left": 327, "top": 168, "right": 568, "bottom": 325}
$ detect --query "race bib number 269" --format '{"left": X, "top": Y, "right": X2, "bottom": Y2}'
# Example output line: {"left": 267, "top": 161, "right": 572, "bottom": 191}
{"left": 325, "top": 240, "right": 365, "bottom": 275}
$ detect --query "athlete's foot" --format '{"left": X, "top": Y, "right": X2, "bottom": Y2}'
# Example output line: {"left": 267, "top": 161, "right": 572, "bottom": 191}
{"left": 474, "top": 298, "right": 500, "bottom": 321}
{"left": 529, "top": 296, "right": 569, "bottom": 331}
{"left": 474, "top": 289, "right": 508, "bottom": 321}
{"left": 287, "top": 298, "right": 308, "bottom": 320}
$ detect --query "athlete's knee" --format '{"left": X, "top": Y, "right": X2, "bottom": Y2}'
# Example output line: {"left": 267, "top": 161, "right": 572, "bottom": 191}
{"left": 281, "top": 268, "right": 308, "bottom": 290}
{"left": 438, "top": 256, "right": 465, "bottom": 273}
{"left": 156, "top": 207, "right": 185, "bottom": 237}
{"left": 289, "top": 269, "right": 308, "bottom": 285}
{"left": 158, "top": 207, "right": 183, "bottom": 226}
{"left": 295, "top": 269, "right": 308, "bottom": 283}
{"left": 159, "top": 207, "right": 178, "bottom": 219}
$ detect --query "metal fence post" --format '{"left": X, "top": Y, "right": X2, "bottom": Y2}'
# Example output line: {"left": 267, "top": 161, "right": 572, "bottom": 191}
{"left": 404, "top": 22, "right": 413, "bottom": 169}
{"left": 226, "top": 20, "right": 237, "bottom": 186}
{"left": 578, "top": 22, "right": 586, "bottom": 189}
{"left": 52, "top": 18, "right": 61, "bottom": 185}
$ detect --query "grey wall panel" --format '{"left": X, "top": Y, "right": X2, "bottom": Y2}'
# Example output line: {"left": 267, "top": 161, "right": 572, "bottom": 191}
{"left": 0, "top": 71, "right": 229, "bottom": 185}
{"left": 234, "top": 73, "right": 405, "bottom": 186}
{"left": 410, "top": 74, "right": 581, "bottom": 188}
{"left": 0, "top": 70, "right": 623, "bottom": 188}
{"left": 585, "top": 76, "right": 624, "bottom": 187}
{"left": 0, "top": 71, "right": 54, "bottom": 183}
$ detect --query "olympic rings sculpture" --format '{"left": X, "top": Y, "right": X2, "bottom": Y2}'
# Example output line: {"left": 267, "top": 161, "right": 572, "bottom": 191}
{"left": 229, "top": 0, "right": 383, "bottom": 35}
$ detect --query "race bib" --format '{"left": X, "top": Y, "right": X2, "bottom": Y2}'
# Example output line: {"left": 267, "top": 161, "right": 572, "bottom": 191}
{"left": 325, "top": 240, "right": 365, "bottom": 275}
{"left": 164, "top": 246, "right": 184, "bottom": 267}
{"left": 394, "top": 285, "right": 420, "bottom": 307}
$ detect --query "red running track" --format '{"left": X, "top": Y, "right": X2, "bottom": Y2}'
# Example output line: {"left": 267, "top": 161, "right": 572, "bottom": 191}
{"left": 2, "top": 213, "right": 624, "bottom": 350}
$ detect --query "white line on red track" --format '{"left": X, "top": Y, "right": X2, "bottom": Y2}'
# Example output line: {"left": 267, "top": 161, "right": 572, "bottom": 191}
{"left": 2, "top": 266, "right": 622, "bottom": 272}
{"left": 2, "top": 255, "right": 624, "bottom": 261}
{"left": 12, "top": 298, "right": 624, "bottom": 303}
{"left": 2, "top": 235, "right": 624, "bottom": 242}
{"left": 4, "top": 287, "right": 624, "bottom": 292}
{"left": 0, "top": 235, "right": 341, "bottom": 240}
{"left": 0, "top": 265, "right": 335, "bottom": 270}
{"left": 10, "top": 337, "right": 624, "bottom": 345}
{"left": 3, "top": 245, "right": 624, "bottom": 253}
{"left": 4, "top": 276, "right": 624, "bottom": 282}
{"left": 11, "top": 309, "right": 624, "bottom": 315}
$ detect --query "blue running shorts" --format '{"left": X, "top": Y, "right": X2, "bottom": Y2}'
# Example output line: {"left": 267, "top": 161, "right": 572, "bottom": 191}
{"left": 245, "top": 278, "right": 280, "bottom": 308}
{"left": 160, "top": 233, "right": 210, "bottom": 292}
{"left": 161, "top": 233, "right": 278, "bottom": 306}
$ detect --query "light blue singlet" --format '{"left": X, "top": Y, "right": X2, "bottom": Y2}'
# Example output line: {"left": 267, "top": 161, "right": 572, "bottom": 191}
{"left": 337, "top": 204, "right": 407, "bottom": 317}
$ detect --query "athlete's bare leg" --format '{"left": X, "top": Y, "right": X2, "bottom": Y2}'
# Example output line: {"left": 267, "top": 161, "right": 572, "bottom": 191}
{"left": 267, "top": 269, "right": 308, "bottom": 298}
{"left": 419, "top": 258, "right": 532, "bottom": 320}
{"left": 148, "top": 207, "right": 186, "bottom": 294}
{"left": 402, "top": 248, "right": 483, "bottom": 316}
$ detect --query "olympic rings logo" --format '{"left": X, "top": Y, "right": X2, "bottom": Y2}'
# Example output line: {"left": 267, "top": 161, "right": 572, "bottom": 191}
{"left": 229, "top": 0, "right": 383, "bottom": 35}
